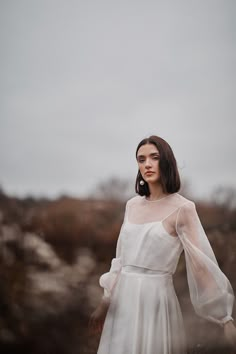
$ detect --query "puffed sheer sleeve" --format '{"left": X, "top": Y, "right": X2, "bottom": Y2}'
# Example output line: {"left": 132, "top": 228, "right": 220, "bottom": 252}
{"left": 99, "top": 202, "right": 127, "bottom": 302}
{"left": 176, "top": 201, "right": 234, "bottom": 326}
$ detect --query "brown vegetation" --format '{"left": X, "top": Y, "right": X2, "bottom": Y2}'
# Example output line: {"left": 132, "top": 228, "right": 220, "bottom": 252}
{"left": 0, "top": 187, "right": 235, "bottom": 354}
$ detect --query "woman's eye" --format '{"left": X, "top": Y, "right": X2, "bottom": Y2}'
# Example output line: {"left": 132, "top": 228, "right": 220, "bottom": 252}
{"left": 138, "top": 159, "right": 145, "bottom": 163}
{"left": 153, "top": 156, "right": 160, "bottom": 160}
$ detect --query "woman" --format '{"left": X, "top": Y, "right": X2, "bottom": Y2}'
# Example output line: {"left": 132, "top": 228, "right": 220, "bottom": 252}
{"left": 90, "top": 135, "right": 236, "bottom": 354}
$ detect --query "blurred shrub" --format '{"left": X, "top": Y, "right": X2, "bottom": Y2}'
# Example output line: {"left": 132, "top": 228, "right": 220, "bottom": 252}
{"left": 0, "top": 186, "right": 235, "bottom": 353}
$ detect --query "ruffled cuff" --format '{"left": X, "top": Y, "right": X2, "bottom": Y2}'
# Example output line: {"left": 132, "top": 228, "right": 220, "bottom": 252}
{"left": 99, "top": 258, "right": 122, "bottom": 300}
{"left": 221, "top": 315, "right": 234, "bottom": 325}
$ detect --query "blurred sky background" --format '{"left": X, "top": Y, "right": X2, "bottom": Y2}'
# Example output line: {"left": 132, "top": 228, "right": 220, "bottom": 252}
{"left": 0, "top": 0, "right": 235, "bottom": 200}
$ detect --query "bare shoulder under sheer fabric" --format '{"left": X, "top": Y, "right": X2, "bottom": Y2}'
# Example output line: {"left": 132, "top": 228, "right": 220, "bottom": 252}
{"left": 97, "top": 193, "right": 234, "bottom": 354}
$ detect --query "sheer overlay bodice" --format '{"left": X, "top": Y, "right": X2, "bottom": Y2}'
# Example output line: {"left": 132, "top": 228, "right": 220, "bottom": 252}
{"left": 99, "top": 193, "right": 234, "bottom": 326}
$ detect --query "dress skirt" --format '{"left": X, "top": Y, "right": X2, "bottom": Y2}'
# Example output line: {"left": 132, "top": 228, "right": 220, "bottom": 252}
{"left": 97, "top": 266, "right": 186, "bottom": 354}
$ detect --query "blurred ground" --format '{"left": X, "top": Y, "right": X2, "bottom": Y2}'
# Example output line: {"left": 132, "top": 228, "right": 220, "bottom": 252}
{"left": 0, "top": 187, "right": 235, "bottom": 354}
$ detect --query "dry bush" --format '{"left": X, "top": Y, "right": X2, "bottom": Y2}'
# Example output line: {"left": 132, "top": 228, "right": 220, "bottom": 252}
{"left": 0, "top": 188, "right": 236, "bottom": 353}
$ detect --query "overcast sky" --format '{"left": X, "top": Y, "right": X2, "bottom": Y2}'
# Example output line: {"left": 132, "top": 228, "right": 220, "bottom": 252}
{"left": 0, "top": 0, "right": 235, "bottom": 201}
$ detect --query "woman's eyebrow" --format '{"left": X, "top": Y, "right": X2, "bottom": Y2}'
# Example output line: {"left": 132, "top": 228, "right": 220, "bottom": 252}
{"left": 137, "top": 152, "right": 160, "bottom": 158}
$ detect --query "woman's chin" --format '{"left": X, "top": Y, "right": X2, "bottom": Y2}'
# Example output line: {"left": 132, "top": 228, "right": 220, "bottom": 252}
{"left": 146, "top": 179, "right": 160, "bottom": 185}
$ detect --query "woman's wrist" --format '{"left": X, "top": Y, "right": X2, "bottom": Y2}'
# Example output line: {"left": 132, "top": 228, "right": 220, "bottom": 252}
{"left": 223, "top": 319, "right": 234, "bottom": 327}
{"left": 101, "top": 295, "right": 110, "bottom": 306}
{"left": 222, "top": 315, "right": 234, "bottom": 326}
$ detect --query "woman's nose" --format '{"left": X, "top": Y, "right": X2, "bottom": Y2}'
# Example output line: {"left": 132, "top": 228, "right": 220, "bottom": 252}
{"left": 145, "top": 158, "right": 152, "bottom": 168}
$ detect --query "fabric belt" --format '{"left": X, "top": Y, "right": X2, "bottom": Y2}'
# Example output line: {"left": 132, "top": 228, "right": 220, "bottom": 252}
{"left": 121, "top": 265, "right": 173, "bottom": 280}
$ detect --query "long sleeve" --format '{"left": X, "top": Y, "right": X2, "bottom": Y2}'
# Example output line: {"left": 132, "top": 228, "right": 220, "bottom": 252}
{"left": 99, "top": 203, "right": 127, "bottom": 302}
{"left": 176, "top": 201, "right": 234, "bottom": 326}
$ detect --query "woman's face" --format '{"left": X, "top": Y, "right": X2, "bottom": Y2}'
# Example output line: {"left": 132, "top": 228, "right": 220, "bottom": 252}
{"left": 137, "top": 143, "right": 161, "bottom": 185}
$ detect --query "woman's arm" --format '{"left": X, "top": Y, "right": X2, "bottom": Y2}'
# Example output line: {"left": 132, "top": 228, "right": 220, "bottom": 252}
{"left": 176, "top": 201, "right": 235, "bottom": 329}
{"left": 89, "top": 298, "right": 110, "bottom": 334}
{"left": 89, "top": 201, "right": 128, "bottom": 332}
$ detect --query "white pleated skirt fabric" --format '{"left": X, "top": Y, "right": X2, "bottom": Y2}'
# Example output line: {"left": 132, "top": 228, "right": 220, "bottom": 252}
{"left": 97, "top": 267, "right": 186, "bottom": 354}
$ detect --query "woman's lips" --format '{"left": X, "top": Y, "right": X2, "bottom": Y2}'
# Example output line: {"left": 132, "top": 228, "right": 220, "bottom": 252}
{"left": 145, "top": 171, "right": 154, "bottom": 176}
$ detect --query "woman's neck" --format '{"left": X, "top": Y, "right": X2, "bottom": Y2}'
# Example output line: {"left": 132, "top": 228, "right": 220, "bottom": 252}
{"left": 147, "top": 183, "right": 167, "bottom": 201}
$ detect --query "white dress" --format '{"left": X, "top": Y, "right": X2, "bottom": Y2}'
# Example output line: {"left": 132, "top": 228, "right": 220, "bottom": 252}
{"left": 97, "top": 193, "right": 234, "bottom": 354}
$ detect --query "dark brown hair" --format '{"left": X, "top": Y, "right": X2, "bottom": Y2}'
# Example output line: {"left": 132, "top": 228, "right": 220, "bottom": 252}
{"left": 135, "top": 135, "right": 181, "bottom": 196}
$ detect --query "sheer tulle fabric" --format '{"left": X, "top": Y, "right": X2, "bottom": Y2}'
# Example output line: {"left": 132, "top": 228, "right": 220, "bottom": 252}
{"left": 176, "top": 202, "right": 234, "bottom": 325}
{"left": 99, "top": 257, "right": 122, "bottom": 299}
{"left": 97, "top": 193, "right": 234, "bottom": 354}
